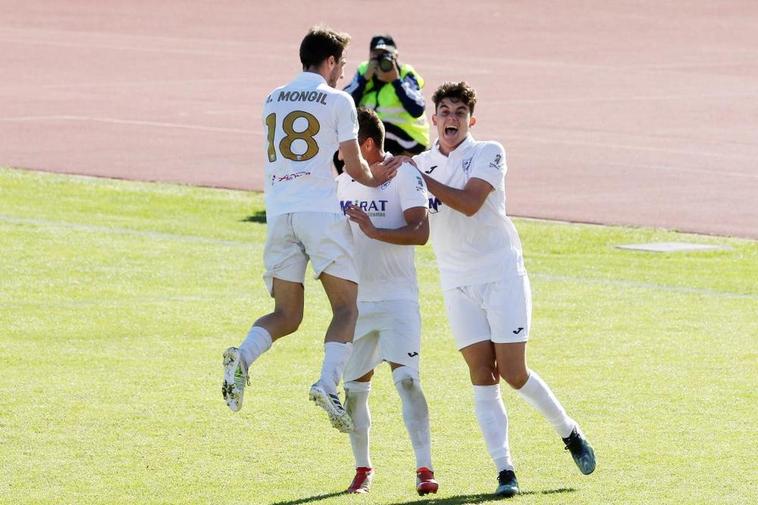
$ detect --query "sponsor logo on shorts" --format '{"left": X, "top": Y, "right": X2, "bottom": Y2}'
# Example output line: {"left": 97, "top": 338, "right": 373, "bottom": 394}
{"left": 513, "top": 327, "right": 524, "bottom": 335}
{"left": 408, "top": 352, "right": 419, "bottom": 358}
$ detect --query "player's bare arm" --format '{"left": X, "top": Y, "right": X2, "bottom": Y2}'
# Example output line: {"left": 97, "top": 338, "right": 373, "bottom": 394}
{"left": 422, "top": 175, "right": 492, "bottom": 217}
{"left": 340, "top": 139, "right": 398, "bottom": 187}
{"left": 346, "top": 205, "right": 428, "bottom": 245}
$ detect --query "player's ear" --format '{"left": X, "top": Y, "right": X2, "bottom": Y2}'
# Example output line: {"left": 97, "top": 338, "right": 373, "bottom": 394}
{"left": 469, "top": 116, "right": 477, "bottom": 127}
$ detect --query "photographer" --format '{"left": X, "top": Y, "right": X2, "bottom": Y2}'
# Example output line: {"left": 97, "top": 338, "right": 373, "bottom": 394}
{"left": 344, "top": 35, "right": 430, "bottom": 156}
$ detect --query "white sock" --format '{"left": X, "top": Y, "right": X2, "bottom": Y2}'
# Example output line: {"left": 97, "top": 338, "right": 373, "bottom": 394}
{"left": 319, "top": 342, "right": 353, "bottom": 393}
{"left": 473, "top": 384, "right": 514, "bottom": 472}
{"left": 345, "top": 380, "right": 372, "bottom": 468}
{"left": 238, "top": 326, "right": 272, "bottom": 370}
{"left": 392, "top": 367, "right": 432, "bottom": 470}
{"left": 516, "top": 370, "right": 576, "bottom": 438}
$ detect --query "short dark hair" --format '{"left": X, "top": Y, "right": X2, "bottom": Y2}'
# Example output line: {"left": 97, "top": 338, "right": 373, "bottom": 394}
{"left": 299, "top": 25, "right": 351, "bottom": 69}
{"left": 432, "top": 81, "right": 477, "bottom": 114}
{"left": 357, "top": 107, "right": 385, "bottom": 149}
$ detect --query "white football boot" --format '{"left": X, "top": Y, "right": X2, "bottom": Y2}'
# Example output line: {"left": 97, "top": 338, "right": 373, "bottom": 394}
{"left": 222, "top": 347, "right": 249, "bottom": 412}
{"left": 309, "top": 381, "right": 354, "bottom": 433}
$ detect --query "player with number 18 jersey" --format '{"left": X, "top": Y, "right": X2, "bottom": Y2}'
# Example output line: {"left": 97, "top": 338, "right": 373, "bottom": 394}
{"left": 263, "top": 72, "right": 358, "bottom": 217}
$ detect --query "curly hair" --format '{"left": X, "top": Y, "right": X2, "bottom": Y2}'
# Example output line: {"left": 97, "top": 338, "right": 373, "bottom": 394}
{"left": 431, "top": 81, "right": 477, "bottom": 114}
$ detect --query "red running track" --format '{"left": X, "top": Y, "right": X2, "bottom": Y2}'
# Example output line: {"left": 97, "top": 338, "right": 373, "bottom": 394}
{"left": 1, "top": 0, "right": 757, "bottom": 238}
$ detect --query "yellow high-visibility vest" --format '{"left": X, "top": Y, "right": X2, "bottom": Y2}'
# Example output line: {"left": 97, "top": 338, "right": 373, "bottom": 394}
{"left": 356, "top": 61, "right": 430, "bottom": 148}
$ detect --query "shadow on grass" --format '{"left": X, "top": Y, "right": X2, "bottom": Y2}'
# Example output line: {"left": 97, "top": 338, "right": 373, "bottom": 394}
{"left": 242, "top": 211, "right": 267, "bottom": 224}
{"left": 270, "top": 487, "right": 576, "bottom": 505}
{"left": 269, "top": 491, "right": 344, "bottom": 505}
{"left": 386, "top": 487, "right": 577, "bottom": 504}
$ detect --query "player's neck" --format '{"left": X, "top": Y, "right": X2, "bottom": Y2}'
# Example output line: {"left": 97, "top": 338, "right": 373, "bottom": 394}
{"left": 438, "top": 139, "right": 465, "bottom": 157}
{"left": 365, "top": 150, "right": 385, "bottom": 165}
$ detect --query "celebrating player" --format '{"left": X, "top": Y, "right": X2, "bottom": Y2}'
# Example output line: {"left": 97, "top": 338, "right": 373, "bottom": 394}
{"left": 222, "top": 26, "right": 398, "bottom": 433}
{"left": 413, "top": 81, "right": 596, "bottom": 497}
{"left": 336, "top": 108, "right": 437, "bottom": 496}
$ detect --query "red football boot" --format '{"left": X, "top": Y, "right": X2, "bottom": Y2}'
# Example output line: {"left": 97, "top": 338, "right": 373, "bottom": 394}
{"left": 346, "top": 467, "right": 374, "bottom": 494}
{"left": 416, "top": 467, "right": 439, "bottom": 496}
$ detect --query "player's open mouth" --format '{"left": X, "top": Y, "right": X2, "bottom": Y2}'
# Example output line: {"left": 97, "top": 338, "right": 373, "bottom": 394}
{"left": 444, "top": 126, "right": 458, "bottom": 137}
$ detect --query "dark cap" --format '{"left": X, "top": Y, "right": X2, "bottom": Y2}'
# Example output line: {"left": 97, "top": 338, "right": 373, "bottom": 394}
{"left": 370, "top": 35, "right": 397, "bottom": 53}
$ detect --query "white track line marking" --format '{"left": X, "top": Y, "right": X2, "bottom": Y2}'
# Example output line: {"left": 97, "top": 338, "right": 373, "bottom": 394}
{"left": 504, "top": 134, "right": 758, "bottom": 161}
{"left": 601, "top": 161, "right": 758, "bottom": 180}
{"left": 488, "top": 91, "right": 758, "bottom": 105}
{"left": 0, "top": 115, "right": 259, "bottom": 135}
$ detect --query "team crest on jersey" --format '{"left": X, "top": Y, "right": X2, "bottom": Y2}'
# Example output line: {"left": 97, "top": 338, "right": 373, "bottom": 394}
{"left": 415, "top": 175, "right": 424, "bottom": 192}
{"left": 462, "top": 158, "right": 473, "bottom": 174}
{"left": 490, "top": 154, "right": 504, "bottom": 170}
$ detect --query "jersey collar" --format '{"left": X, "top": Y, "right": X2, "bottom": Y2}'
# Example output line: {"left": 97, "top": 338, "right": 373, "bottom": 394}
{"left": 296, "top": 71, "right": 327, "bottom": 85}
{"left": 433, "top": 134, "right": 476, "bottom": 159}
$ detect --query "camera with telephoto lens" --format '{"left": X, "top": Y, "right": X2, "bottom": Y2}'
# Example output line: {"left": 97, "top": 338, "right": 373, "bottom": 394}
{"left": 374, "top": 52, "right": 395, "bottom": 72}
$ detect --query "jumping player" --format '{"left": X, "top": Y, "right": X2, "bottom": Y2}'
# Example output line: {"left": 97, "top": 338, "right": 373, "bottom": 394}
{"left": 413, "top": 81, "right": 596, "bottom": 497}
{"left": 336, "top": 108, "right": 437, "bottom": 496}
{"left": 222, "top": 26, "right": 398, "bottom": 433}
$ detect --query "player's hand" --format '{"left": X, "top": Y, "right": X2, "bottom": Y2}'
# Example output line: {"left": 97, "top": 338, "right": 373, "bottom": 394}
{"left": 345, "top": 205, "right": 379, "bottom": 239}
{"left": 392, "top": 155, "right": 417, "bottom": 168}
{"left": 369, "top": 157, "right": 400, "bottom": 185}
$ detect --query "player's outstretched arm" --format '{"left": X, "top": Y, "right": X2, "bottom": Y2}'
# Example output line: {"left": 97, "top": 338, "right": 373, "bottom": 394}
{"left": 422, "top": 174, "right": 492, "bottom": 217}
{"left": 340, "top": 139, "right": 399, "bottom": 187}
{"left": 346, "top": 205, "right": 428, "bottom": 245}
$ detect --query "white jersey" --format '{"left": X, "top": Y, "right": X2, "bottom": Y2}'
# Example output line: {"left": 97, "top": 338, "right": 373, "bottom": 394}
{"left": 336, "top": 161, "right": 428, "bottom": 302}
{"left": 263, "top": 72, "right": 358, "bottom": 217}
{"left": 413, "top": 135, "right": 525, "bottom": 290}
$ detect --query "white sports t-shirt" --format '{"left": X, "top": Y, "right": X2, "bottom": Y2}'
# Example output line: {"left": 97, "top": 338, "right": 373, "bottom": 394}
{"left": 413, "top": 135, "right": 525, "bottom": 290}
{"left": 263, "top": 72, "right": 358, "bottom": 217}
{"left": 336, "top": 162, "right": 428, "bottom": 302}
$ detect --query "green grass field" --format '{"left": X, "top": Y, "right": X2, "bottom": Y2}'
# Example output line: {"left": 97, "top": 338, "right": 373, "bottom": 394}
{"left": 1, "top": 167, "right": 756, "bottom": 505}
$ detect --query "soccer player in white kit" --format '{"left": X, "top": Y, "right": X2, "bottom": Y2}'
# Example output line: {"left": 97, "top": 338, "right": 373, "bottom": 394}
{"left": 413, "top": 82, "right": 596, "bottom": 497}
{"left": 221, "top": 26, "right": 399, "bottom": 433}
{"left": 335, "top": 108, "right": 437, "bottom": 496}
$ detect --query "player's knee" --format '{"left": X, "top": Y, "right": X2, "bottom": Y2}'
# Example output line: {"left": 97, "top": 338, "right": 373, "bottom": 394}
{"left": 272, "top": 307, "right": 303, "bottom": 335}
{"left": 332, "top": 303, "right": 358, "bottom": 326}
{"left": 392, "top": 366, "right": 421, "bottom": 393}
{"left": 469, "top": 364, "right": 498, "bottom": 385}
{"left": 502, "top": 369, "right": 529, "bottom": 389}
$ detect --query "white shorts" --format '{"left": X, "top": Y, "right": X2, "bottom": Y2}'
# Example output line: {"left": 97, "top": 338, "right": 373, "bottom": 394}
{"left": 443, "top": 273, "right": 532, "bottom": 350}
{"left": 343, "top": 300, "right": 421, "bottom": 382}
{"left": 262, "top": 212, "right": 358, "bottom": 296}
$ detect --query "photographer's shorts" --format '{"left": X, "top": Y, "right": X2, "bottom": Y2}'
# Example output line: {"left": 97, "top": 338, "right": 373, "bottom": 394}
{"left": 263, "top": 212, "right": 358, "bottom": 296}
{"left": 444, "top": 273, "right": 532, "bottom": 350}
{"left": 343, "top": 300, "right": 421, "bottom": 382}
